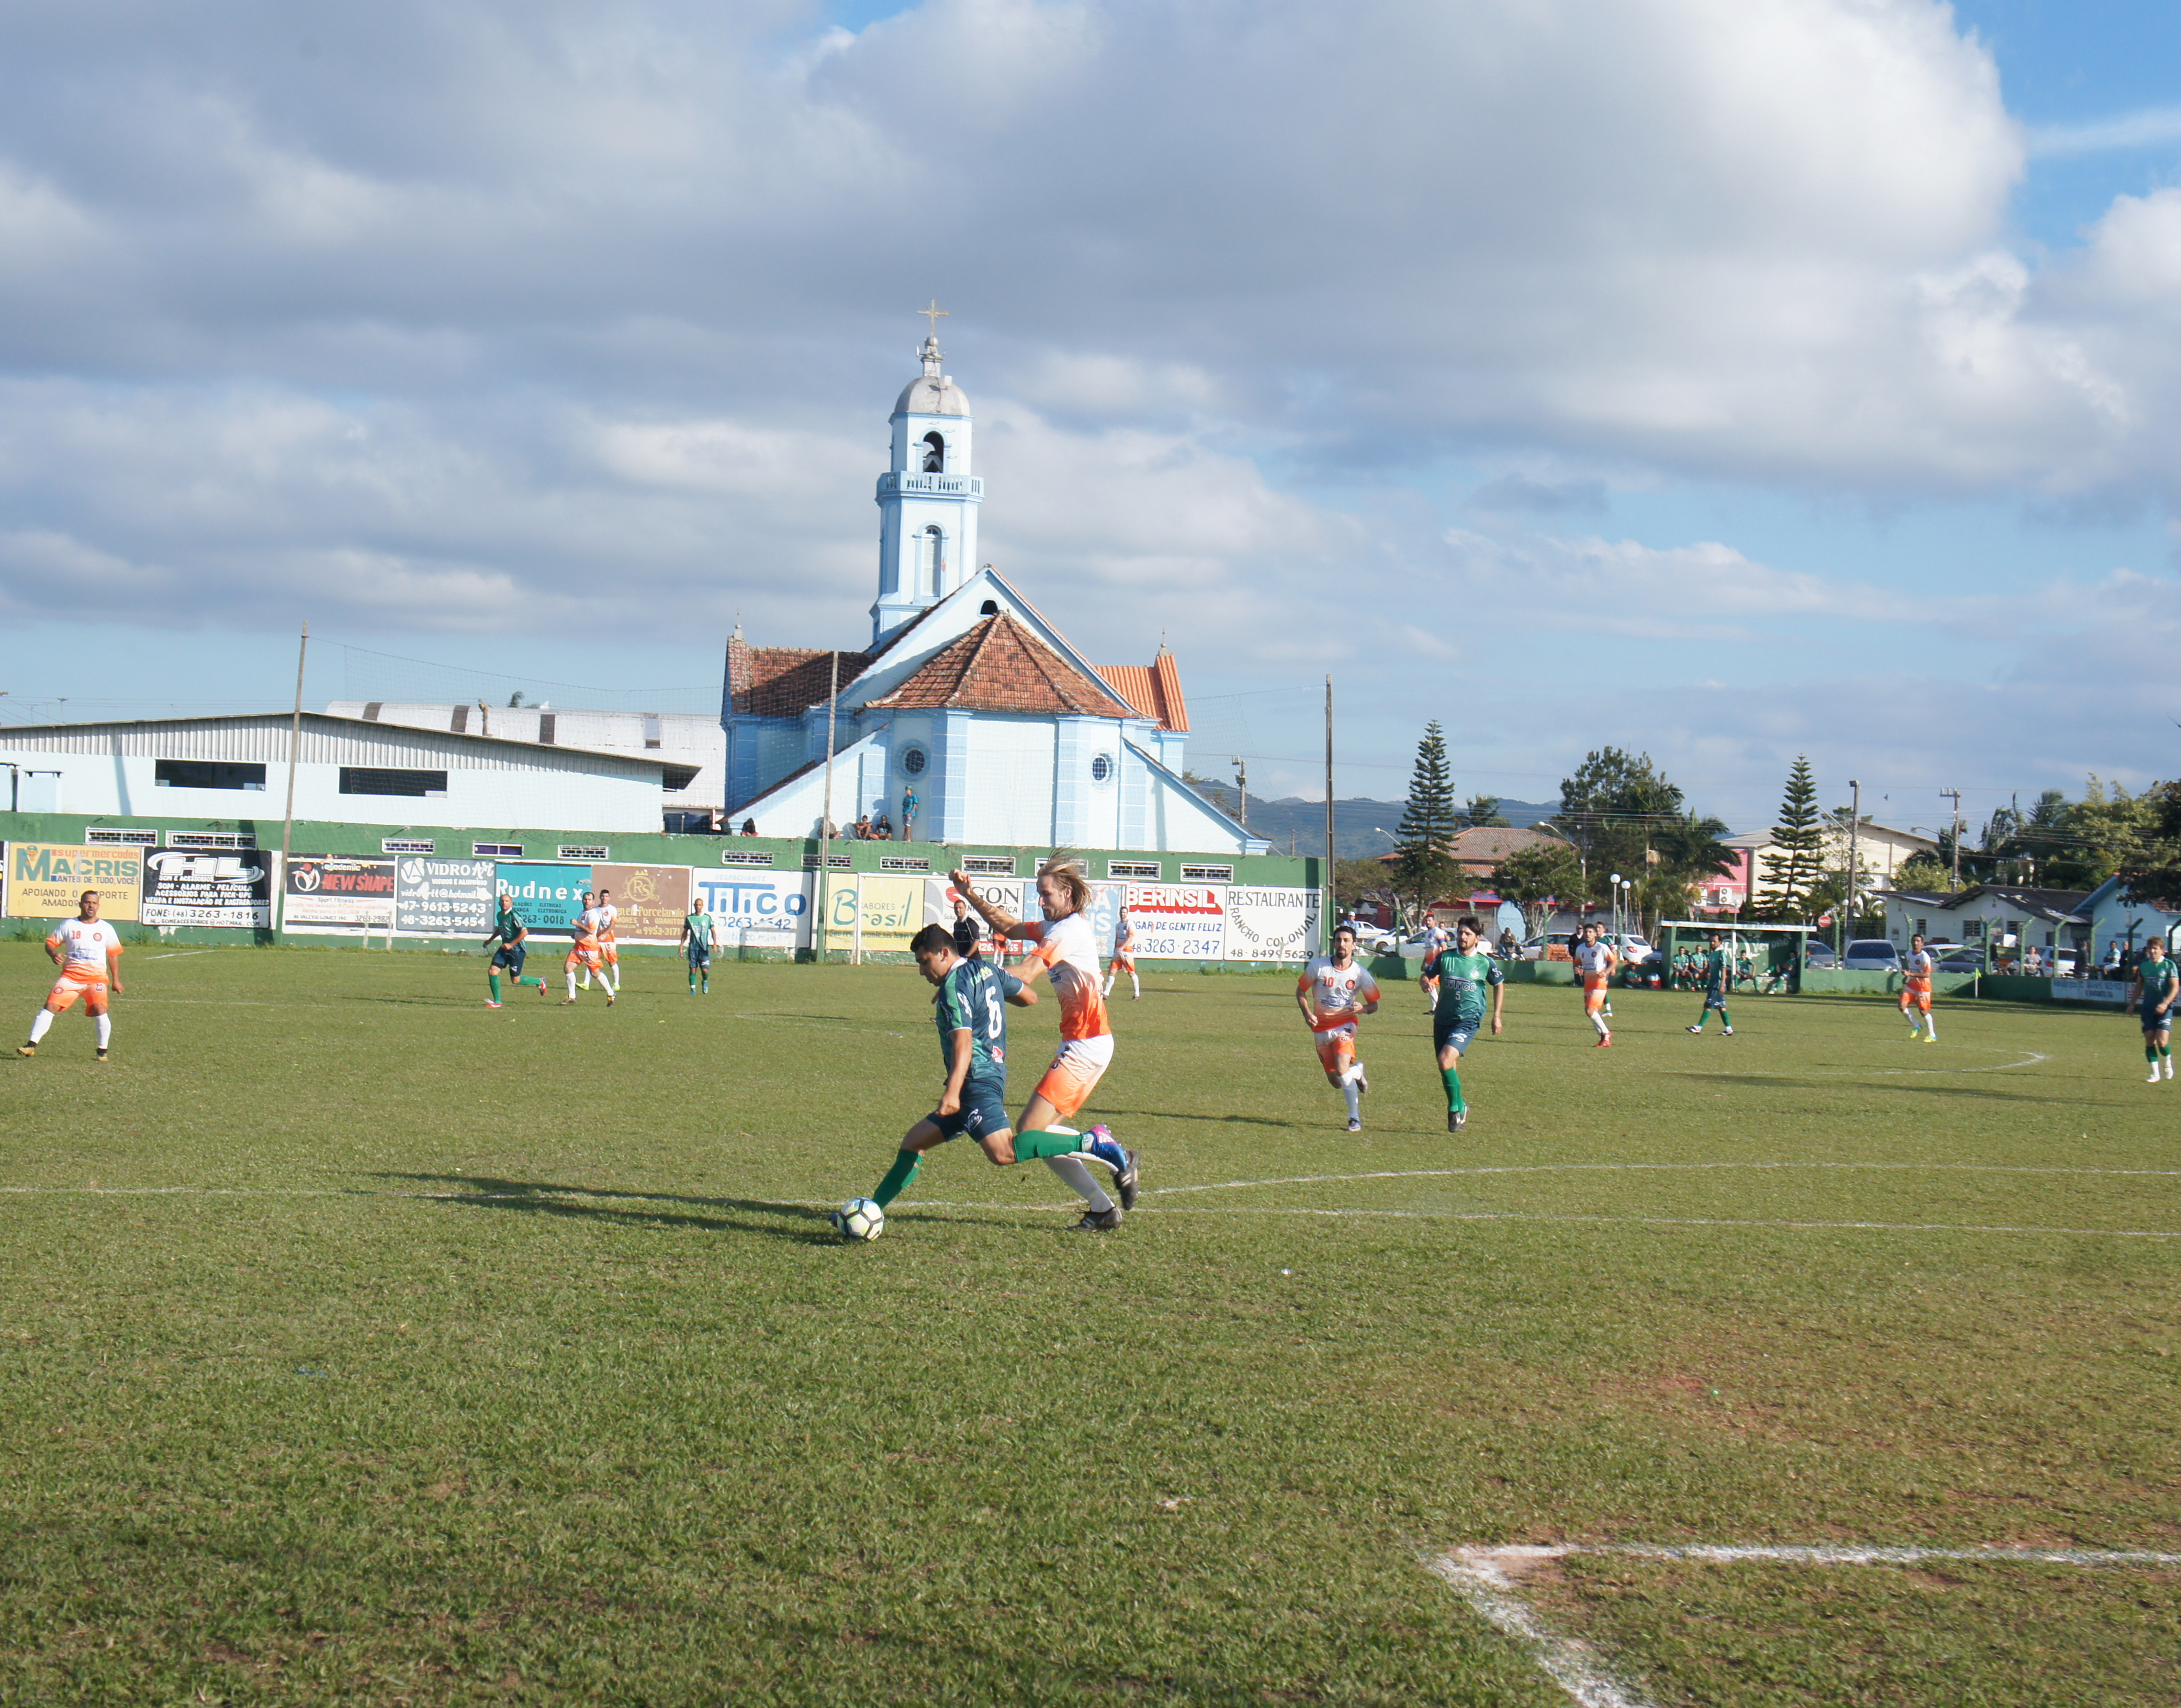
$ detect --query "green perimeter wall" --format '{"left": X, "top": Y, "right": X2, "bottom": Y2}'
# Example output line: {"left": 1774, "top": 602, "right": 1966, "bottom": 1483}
{"left": 0, "top": 809, "right": 1323, "bottom": 969}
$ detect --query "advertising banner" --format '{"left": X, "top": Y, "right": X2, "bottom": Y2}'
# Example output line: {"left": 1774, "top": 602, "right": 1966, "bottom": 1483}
{"left": 141, "top": 848, "right": 272, "bottom": 929}
{"left": 4, "top": 842, "right": 143, "bottom": 920}
{"left": 394, "top": 855, "right": 497, "bottom": 936}
{"left": 1223, "top": 885, "right": 1320, "bottom": 963}
{"left": 691, "top": 869, "right": 810, "bottom": 950}
{"left": 496, "top": 862, "right": 592, "bottom": 935}
{"left": 2054, "top": 978, "right": 2131, "bottom": 1006}
{"left": 1121, "top": 880, "right": 1228, "bottom": 961}
{"left": 284, "top": 855, "right": 395, "bottom": 932}
{"left": 825, "top": 875, "right": 924, "bottom": 951}
{"left": 592, "top": 862, "right": 692, "bottom": 944}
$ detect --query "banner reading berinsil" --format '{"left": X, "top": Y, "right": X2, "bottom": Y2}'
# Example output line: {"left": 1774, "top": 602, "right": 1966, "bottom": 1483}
{"left": 1121, "top": 882, "right": 1227, "bottom": 960}
{"left": 141, "top": 849, "right": 273, "bottom": 929}
{"left": 4, "top": 843, "right": 143, "bottom": 920}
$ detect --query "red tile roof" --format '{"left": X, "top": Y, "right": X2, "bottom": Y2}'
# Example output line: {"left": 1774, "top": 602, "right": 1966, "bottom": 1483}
{"left": 729, "top": 644, "right": 873, "bottom": 717}
{"left": 866, "top": 614, "right": 1139, "bottom": 718}
{"left": 1096, "top": 649, "right": 1189, "bottom": 732}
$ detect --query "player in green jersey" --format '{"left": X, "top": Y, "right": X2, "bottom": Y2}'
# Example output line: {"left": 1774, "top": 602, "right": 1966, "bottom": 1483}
{"left": 843, "top": 924, "right": 1135, "bottom": 1235}
{"left": 680, "top": 899, "right": 718, "bottom": 994}
{"left": 1685, "top": 932, "right": 1734, "bottom": 1036}
{"left": 2132, "top": 935, "right": 2177, "bottom": 1082}
{"left": 1423, "top": 915, "right": 1505, "bottom": 1132}
{"left": 481, "top": 893, "right": 548, "bottom": 1006}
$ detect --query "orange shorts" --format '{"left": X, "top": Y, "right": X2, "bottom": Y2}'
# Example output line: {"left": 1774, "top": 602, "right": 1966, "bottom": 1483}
{"left": 1581, "top": 975, "right": 1608, "bottom": 1012}
{"left": 1313, "top": 1025, "right": 1357, "bottom": 1075}
{"left": 1030, "top": 1035, "right": 1115, "bottom": 1121}
{"left": 602, "top": 939, "right": 620, "bottom": 964}
{"left": 47, "top": 970, "right": 110, "bottom": 1015}
{"left": 567, "top": 943, "right": 603, "bottom": 971}
{"left": 1112, "top": 952, "right": 1135, "bottom": 973}
{"left": 1901, "top": 983, "right": 1931, "bottom": 1012}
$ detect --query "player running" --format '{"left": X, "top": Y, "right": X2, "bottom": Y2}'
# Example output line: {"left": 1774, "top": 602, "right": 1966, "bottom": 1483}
{"left": 681, "top": 897, "right": 718, "bottom": 994}
{"left": 952, "top": 857, "right": 1138, "bottom": 1230}
{"left": 1425, "top": 914, "right": 1504, "bottom": 1131}
{"left": 595, "top": 889, "right": 622, "bottom": 997}
{"left": 1572, "top": 921, "right": 1617, "bottom": 1047}
{"left": 1298, "top": 924, "right": 1380, "bottom": 1131}
{"left": 562, "top": 896, "right": 614, "bottom": 1006}
{"left": 1101, "top": 906, "right": 1140, "bottom": 1001}
{"left": 2133, "top": 936, "right": 2177, "bottom": 1082}
{"left": 1685, "top": 931, "right": 1734, "bottom": 1036}
{"left": 1416, "top": 912, "right": 1450, "bottom": 1011}
{"left": 846, "top": 923, "right": 1133, "bottom": 1234}
{"left": 1899, "top": 932, "right": 1938, "bottom": 1043}
{"left": 18, "top": 890, "right": 125, "bottom": 1060}
{"left": 481, "top": 892, "right": 548, "bottom": 1006}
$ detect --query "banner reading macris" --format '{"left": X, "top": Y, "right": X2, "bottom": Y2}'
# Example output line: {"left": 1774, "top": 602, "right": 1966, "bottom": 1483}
{"left": 4, "top": 842, "right": 143, "bottom": 920}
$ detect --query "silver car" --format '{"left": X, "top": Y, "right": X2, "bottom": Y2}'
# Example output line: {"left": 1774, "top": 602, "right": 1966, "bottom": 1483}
{"left": 1843, "top": 938, "right": 1902, "bottom": 972}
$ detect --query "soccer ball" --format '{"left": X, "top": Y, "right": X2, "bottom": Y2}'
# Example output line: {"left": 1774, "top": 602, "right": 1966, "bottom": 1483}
{"left": 835, "top": 1197, "right": 884, "bottom": 1242}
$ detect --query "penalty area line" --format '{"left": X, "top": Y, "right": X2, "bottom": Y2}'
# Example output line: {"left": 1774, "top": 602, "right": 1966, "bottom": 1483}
{"left": 1146, "top": 1160, "right": 2181, "bottom": 1197}
{"left": 1424, "top": 1542, "right": 2181, "bottom": 1708}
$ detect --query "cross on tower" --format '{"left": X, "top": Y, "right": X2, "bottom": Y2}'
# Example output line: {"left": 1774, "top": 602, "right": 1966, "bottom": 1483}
{"left": 917, "top": 299, "right": 948, "bottom": 335}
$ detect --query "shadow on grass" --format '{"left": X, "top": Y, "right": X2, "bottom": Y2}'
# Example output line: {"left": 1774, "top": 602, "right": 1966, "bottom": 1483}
{"left": 1675, "top": 1073, "right": 2035, "bottom": 1102}
{"left": 370, "top": 1173, "right": 1035, "bottom": 1243}
{"left": 1093, "top": 1108, "right": 1297, "bottom": 1128}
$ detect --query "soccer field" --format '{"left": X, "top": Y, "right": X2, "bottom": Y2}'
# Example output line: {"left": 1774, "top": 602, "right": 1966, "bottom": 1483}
{"left": 2, "top": 942, "right": 2175, "bottom": 1706}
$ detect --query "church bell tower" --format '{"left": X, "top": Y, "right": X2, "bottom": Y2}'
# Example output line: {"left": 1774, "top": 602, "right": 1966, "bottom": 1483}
{"left": 872, "top": 314, "right": 982, "bottom": 645}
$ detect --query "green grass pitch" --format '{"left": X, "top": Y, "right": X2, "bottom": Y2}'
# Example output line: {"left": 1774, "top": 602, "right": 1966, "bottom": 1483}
{"left": 2, "top": 941, "right": 2176, "bottom": 1705}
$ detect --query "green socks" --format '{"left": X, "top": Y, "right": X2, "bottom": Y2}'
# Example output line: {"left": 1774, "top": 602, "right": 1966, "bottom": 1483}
{"left": 488, "top": 974, "right": 501, "bottom": 1002}
{"left": 873, "top": 1149, "right": 921, "bottom": 1209}
{"left": 2163, "top": 1044, "right": 2173, "bottom": 1060}
{"left": 1718, "top": 1007, "right": 1732, "bottom": 1028}
{"left": 2149, "top": 1045, "right": 2161, "bottom": 1065}
{"left": 1011, "top": 1130, "right": 1088, "bottom": 1161}
{"left": 1441, "top": 1064, "right": 1464, "bottom": 1113}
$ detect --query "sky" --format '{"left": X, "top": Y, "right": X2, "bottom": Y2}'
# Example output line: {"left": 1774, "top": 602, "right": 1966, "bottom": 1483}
{"left": 4, "top": 0, "right": 2181, "bottom": 839}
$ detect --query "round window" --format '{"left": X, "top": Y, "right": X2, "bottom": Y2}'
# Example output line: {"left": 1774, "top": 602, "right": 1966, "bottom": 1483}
{"left": 900, "top": 744, "right": 929, "bottom": 777}
{"left": 1090, "top": 754, "right": 1114, "bottom": 783}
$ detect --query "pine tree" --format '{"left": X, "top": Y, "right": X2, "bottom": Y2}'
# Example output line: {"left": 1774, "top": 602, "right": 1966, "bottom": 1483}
{"left": 1394, "top": 721, "right": 1460, "bottom": 917}
{"left": 1463, "top": 794, "right": 1508, "bottom": 829}
{"left": 1757, "top": 756, "right": 1826, "bottom": 921}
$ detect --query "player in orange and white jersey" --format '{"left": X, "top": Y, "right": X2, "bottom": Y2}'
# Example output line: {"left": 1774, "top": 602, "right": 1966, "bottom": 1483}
{"left": 1899, "top": 933, "right": 1937, "bottom": 1042}
{"left": 594, "top": 889, "right": 621, "bottom": 996}
{"left": 952, "top": 858, "right": 1137, "bottom": 1231}
{"left": 1297, "top": 924, "right": 1381, "bottom": 1131}
{"left": 20, "top": 890, "right": 125, "bottom": 1061}
{"left": 562, "top": 895, "right": 614, "bottom": 1006}
{"left": 1101, "top": 907, "right": 1139, "bottom": 1002}
{"left": 1572, "top": 922, "right": 1617, "bottom": 1047}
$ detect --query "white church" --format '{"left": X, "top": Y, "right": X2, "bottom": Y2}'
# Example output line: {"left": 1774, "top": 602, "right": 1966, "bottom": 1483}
{"left": 719, "top": 330, "right": 1261, "bottom": 853}
{"left": 328, "top": 327, "right": 1262, "bottom": 854}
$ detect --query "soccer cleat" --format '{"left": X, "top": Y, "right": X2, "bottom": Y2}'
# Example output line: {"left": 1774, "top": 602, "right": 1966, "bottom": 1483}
{"left": 605, "top": 994, "right": 615, "bottom": 1007}
{"left": 1920, "top": 1034, "right": 1936, "bottom": 1044}
{"left": 95, "top": 1049, "right": 108, "bottom": 1062}
{"left": 1595, "top": 1033, "right": 1612, "bottom": 1048}
{"left": 1066, "top": 1207, "right": 1123, "bottom": 1232}
{"left": 1083, "top": 1131, "right": 1129, "bottom": 1176}
{"left": 15, "top": 1044, "right": 32, "bottom": 1057}
{"left": 1448, "top": 1107, "right": 1468, "bottom": 1133}
{"left": 1092, "top": 1133, "right": 1140, "bottom": 1211}
{"left": 1344, "top": 1116, "right": 1363, "bottom": 1132}
{"left": 560, "top": 998, "right": 579, "bottom": 1006}
{"left": 485, "top": 1000, "right": 503, "bottom": 1009}
{"left": 1723, "top": 1026, "right": 1734, "bottom": 1036}
{"left": 1687, "top": 1024, "right": 1704, "bottom": 1033}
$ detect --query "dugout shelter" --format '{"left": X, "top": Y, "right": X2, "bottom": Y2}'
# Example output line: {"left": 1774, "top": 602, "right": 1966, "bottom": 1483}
{"left": 1657, "top": 920, "right": 1818, "bottom": 992}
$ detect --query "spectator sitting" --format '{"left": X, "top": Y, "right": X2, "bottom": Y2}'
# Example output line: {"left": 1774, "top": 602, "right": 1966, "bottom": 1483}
{"left": 876, "top": 813, "right": 894, "bottom": 840}
{"left": 853, "top": 814, "right": 872, "bottom": 839}
{"left": 740, "top": 818, "right": 758, "bottom": 836}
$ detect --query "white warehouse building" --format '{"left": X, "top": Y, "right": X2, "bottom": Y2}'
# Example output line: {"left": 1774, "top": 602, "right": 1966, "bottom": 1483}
{"left": 0, "top": 713, "right": 690, "bottom": 833}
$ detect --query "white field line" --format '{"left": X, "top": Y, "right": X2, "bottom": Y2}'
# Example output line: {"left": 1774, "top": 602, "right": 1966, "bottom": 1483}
{"left": 1424, "top": 1541, "right": 2181, "bottom": 1708}
{"left": 1146, "top": 1162, "right": 2181, "bottom": 1197}
{"left": 139, "top": 949, "right": 219, "bottom": 961}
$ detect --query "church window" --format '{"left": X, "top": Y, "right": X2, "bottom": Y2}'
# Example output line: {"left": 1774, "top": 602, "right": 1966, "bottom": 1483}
{"left": 1089, "top": 754, "right": 1114, "bottom": 784}
{"left": 979, "top": 599, "right": 998, "bottom": 615}
{"left": 923, "top": 431, "right": 946, "bottom": 473}
{"left": 900, "top": 743, "right": 929, "bottom": 777}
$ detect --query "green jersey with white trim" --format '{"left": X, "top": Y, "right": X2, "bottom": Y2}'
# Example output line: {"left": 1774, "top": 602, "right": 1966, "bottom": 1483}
{"left": 934, "top": 958, "right": 1026, "bottom": 1089}
{"left": 1425, "top": 948, "right": 1503, "bottom": 1023}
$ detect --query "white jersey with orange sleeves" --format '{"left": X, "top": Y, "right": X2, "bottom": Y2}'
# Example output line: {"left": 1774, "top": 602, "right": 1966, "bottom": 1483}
{"left": 1013, "top": 911, "right": 1110, "bottom": 1041}
{"left": 49, "top": 918, "right": 123, "bottom": 971}
{"left": 1299, "top": 956, "right": 1380, "bottom": 1031}
{"left": 574, "top": 906, "right": 605, "bottom": 943}
{"left": 1905, "top": 949, "right": 1935, "bottom": 983}
{"left": 1573, "top": 941, "right": 1616, "bottom": 980}
{"left": 597, "top": 903, "right": 618, "bottom": 937}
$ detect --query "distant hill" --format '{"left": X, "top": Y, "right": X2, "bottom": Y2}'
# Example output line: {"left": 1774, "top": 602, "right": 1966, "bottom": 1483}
{"left": 1190, "top": 792, "right": 1559, "bottom": 859}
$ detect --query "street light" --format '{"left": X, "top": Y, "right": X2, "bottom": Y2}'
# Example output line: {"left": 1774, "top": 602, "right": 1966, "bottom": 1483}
{"left": 1608, "top": 872, "right": 1622, "bottom": 941}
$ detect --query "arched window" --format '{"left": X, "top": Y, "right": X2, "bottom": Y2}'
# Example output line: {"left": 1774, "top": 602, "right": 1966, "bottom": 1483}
{"left": 922, "top": 431, "right": 945, "bottom": 473}
{"left": 925, "top": 525, "right": 945, "bottom": 594}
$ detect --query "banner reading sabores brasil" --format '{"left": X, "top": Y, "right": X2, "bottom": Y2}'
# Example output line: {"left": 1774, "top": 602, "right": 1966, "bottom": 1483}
{"left": 1223, "top": 886, "right": 1320, "bottom": 962}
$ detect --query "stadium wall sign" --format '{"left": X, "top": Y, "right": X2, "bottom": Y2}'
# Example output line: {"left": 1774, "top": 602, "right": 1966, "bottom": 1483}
{"left": 284, "top": 855, "right": 395, "bottom": 932}
{"left": 690, "top": 870, "right": 810, "bottom": 950}
{"left": 494, "top": 861, "right": 592, "bottom": 932}
{"left": 1119, "top": 881, "right": 1229, "bottom": 961}
{"left": 1222, "top": 886, "right": 1321, "bottom": 962}
{"left": 592, "top": 862, "right": 691, "bottom": 943}
{"left": 141, "top": 848, "right": 272, "bottom": 929}
{"left": 4, "top": 842, "right": 143, "bottom": 920}
{"left": 395, "top": 856, "right": 498, "bottom": 935}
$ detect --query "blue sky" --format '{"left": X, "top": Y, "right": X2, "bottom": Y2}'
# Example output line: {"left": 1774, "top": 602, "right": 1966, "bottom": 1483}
{"left": 3, "top": 0, "right": 2180, "bottom": 838}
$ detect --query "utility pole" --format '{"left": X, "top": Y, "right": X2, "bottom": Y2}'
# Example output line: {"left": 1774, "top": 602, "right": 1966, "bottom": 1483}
{"left": 1840, "top": 779, "right": 1860, "bottom": 961}
{"left": 1232, "top": 756, "right": 1247, "bottom": 834}
{"left": 818, "top": 649, "right": 839, "bottom": 964}
{"left": 1942, "top": 789, "right": 1963, "bottom": 892}
{"left": 277, "top": 622, "right": 308, "bottom": 935}
{"left": 1323, "top": 677, "right": 1335, "bottom": 956}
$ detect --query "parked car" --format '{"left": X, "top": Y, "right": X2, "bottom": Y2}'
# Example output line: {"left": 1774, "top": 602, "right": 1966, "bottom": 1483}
{"left": 1935, "top": 950, "right": 1983, "bottom": 973}
{"left": 1804, "top": 941, "right": 1839, "bottom": 969}
{"left": 1843, "top": 938, "right": 1901, "bottom": 972}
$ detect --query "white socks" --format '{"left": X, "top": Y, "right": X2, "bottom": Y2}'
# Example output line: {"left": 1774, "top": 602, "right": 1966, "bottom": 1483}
{"left": 1341, "top": 1079, "right": 1362, "bottom": 1121}
{"left": 1590, "top": 1010, "right": 1610, "bottom": 1038}
{"left": 566, "top": 970, "right": 579, "bottom": 999}
{"left": 1129, "top": 974, "right": 1140, "bottom": 999}
{"left": 95, "top": 1014, "right": 111, "bottom": 1050}
{"left": 27, "top": 1010, "right": 54, "bottom": 1044}
{"left": 1103, "top": 975, "right": 1115, "bottom": 996}
{"left": 1045, "top": 1154, "right": 1115, "bottom": 1212}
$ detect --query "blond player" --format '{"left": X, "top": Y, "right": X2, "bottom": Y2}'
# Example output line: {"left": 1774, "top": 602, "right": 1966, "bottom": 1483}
{"left": 1298, "top": 923, "right": 1381, "bottom": 1131}
{"left": 952, "top": 857, "right": 1138, "bottom": 1231}
{"left": 562, "top": 897, "right": 614, "bottom": 1006}
{"left": 595, "top": 888, "right": 622, "bottom": 997}
{"left": 1899, "top": 932, "right": 1937, "bottom": 1042}
{"left": 19, "top": 889, "right": 125, "bottom": 1061}
{"left": 1572, "top": 921, "right": 1616, "bottom": 1047}
{"left": 1101, "top": 906, "right": 1140, "bottom": 1001}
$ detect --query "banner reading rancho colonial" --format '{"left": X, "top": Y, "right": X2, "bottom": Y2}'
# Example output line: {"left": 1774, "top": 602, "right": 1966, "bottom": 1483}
{"left": 1222, "top": 886, "right": 1320, "bottom": 963}
{"left": 4, "top": 842, "right": 143, "bottom": 920}
{"left": 141, "top": 848, "right": 273, "bottom": 929}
